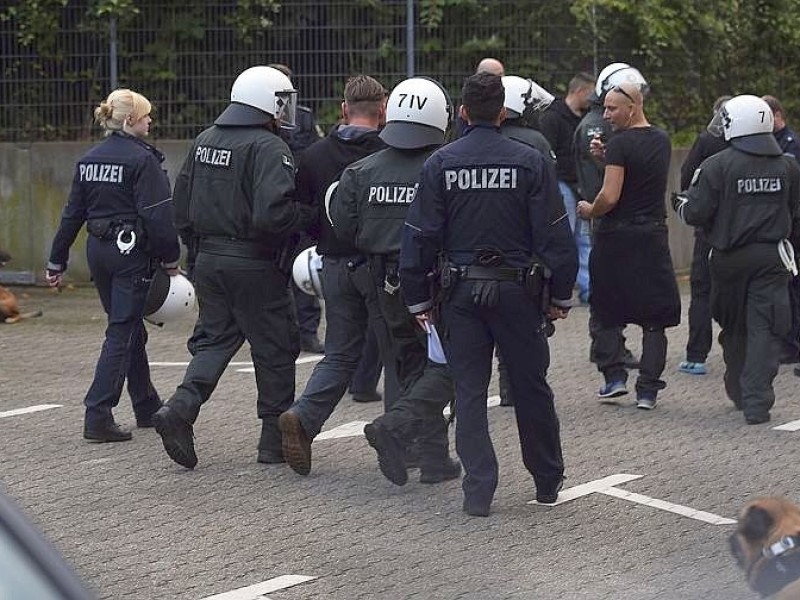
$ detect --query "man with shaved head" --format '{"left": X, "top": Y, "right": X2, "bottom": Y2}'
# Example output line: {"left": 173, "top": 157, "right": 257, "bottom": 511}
{"left": 576, "top": 81, "right": 680, "bottom": 411}
{"left": 475, "top": 57, "right": 505, "bottom": 76}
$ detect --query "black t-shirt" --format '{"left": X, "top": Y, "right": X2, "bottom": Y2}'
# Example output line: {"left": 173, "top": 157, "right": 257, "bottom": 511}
{"left": 604, "top": 126, "right": 671, "bottom": 221}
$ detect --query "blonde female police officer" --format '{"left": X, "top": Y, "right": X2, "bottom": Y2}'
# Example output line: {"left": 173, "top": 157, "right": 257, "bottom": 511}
{"left": 47, "top": 89, "right": 181, "bottom": 442}
{"left": 400, "top": 73, "right": 577, "bottom": 516}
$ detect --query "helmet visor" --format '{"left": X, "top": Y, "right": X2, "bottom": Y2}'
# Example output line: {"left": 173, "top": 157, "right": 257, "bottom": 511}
{"left": 707, "top": 109, "right": 725, "bottom": 138}
{"left": 528, "top": 81, "right": 555, "bottom": 112}
{"left": 274, "top": 89, "right": 298, "bottom": 127}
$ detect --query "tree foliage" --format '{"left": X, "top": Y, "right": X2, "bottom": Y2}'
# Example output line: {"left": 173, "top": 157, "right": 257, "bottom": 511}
{"left": 3, "top": 0, "right": 800, "bottom": 142}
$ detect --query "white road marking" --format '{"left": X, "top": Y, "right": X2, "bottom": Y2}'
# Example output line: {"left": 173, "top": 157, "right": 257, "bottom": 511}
{"left": 0, "top": 404, "right": 62, "bottom": 419}
{"left": 528, "top": 473, "right": 735, "bottom": 525}
{"left": 198, "top": 575, "right": 316, "bottom": 600}
{"left": 599, "top": 487, "right": 736, "bottom": 525}
{"left": 443, "top": 395, "right": 500, "bottom": 417}
{"left": 150, "top": 355, "right": 323, "bottom": 371}
{"left": 316, "top": 421, "right": 370, "bottom": 441}
{"left": 773, "top": 419, "right": 800, "bottom": 432}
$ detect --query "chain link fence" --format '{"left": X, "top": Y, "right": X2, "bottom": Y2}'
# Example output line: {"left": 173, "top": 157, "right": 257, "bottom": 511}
{"left": 1, "top": 1, "right": 588, "bottom": 141}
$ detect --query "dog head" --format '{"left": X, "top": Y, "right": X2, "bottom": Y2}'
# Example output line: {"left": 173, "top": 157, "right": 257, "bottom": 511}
{"left": 730, "top": 497, "right": 800, "bottom": 598}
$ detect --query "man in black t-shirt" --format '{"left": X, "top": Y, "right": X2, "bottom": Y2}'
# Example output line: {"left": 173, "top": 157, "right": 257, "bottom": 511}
{"left": 577, "top": 83, "right": 681, "bottom": 411}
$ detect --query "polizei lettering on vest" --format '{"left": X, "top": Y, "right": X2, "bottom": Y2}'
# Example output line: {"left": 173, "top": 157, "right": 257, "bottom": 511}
{"left": 443, "top": 168, "right": 518, "bottom": 190}
{"left": 737, "top": 177, "right": 782, "bottom": 194}
{"left": 195, "top": 145, "right": 232, "bottom": 168}
{"left": 79, "top": 163, "right": 124, "bottom": 183}
{"left": 367, "top": 185, "right": 417, "bottom": 204}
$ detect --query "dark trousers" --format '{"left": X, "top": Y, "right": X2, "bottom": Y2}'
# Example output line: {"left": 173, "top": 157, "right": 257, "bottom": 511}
{"left": 442, "top": 281, "right": 563, "bottom": 507}
{"left": 710, "top": 244, "right": 790, "bottom": 419}
{"left": 686, "top": 234, "right": 713, "bottom": 363}
{"left": 290, "top": 285, "right": 322, "bottom": 337}
{"left": 167, "top": 252, "right": 299, "bottom": 454}
{"left": 291, "top": 256, "right": 398, "bottom": 439}
{"left": 590, "top": 311, "right": 667, "bottom": 396}
{"left": 371, "top": 261, "right": 454, "bottom": 468}
{"left": 84, "top": 238, "right": 161, "bottom": 428}
{"left": 349, "top": 322, "right": 383, "bottom": 395}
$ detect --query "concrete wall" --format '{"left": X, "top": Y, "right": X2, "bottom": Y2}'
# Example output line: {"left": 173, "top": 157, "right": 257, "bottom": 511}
{"left": 0, "top": 141, "right": 695, "bottom": 284}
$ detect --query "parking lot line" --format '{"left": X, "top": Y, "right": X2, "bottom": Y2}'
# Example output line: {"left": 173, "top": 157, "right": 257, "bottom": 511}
{"left": 198, "top": 574, "right": 316, "bottom": 600}
{"left": 316, "top": 421, "right": 370, "bottom": 441}
{"left": 773, "top": 418, "right": 800, "bottom": 431}
{"left": 0, "top": 404, "right": 62, "bottom": 419}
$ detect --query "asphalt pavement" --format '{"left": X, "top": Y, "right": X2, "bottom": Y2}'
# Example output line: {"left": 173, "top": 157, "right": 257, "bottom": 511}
{"left": 1, "top": 284, "right": 797, "bottom": 600}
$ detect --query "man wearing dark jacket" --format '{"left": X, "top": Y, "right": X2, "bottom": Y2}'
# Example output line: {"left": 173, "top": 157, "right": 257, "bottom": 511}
{"left": 540, "top": 72, "right": 594, "bottom": 302}
{"left": 279, "top": 75, "right": 399, "bottom": 476}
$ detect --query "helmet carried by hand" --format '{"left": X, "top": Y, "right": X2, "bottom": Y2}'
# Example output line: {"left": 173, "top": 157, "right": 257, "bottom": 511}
{"left": 380, "top": 77, "right": 451, "bottom": 149}
{"left": 144, "top": 269, "right": 196, "bottom": 326}
{"left": 215, "top": 66, "right": 298, "bottom": 127}
{"left": 292, "top": 245, "right": 324, "bottom": 298}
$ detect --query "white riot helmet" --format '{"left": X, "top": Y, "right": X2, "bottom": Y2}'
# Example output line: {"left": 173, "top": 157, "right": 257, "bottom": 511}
{"left": 595, "top": 62, "right": 630, "bottom": 97}
{"left": 380, "top": 77, "right": 451, "bottom": 149}
{"left": 501, "top": 76, "right": 555, "bottom": 119}
{"left": 215, "top": 66, "right": 298, "bottom": 127}
{"left": 605, "top": 67, "right": 649, "bottom": 97}
{"left": 292, "top": 245, "right": 324, "bottom": 298}
{"left": 144, "top": 269, "right": 196, "bottom": 326}
{"left": 707, "top": 94, "right": 782, "bottom": 156}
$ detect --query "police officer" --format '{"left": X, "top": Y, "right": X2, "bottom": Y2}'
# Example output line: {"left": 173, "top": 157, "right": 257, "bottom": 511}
{"left": 677, "top": 95, "right": 731, "bottom": 376}
{"left": 268, "top": 62, "right": 326, "bottom": 354}
{"left": 674, "top": 94, "right": 800, "bottom": 424}
{"left": 400, "top": 73, "right": 577, "bottom": 517}
{"left": 330, "top": 76, "right": 460, "bottom": 486}
{"left": 277, "top": 75, "right": 399, "bottom": 476}
{"left": 151, "top": 65, "right": 313, "bottom": 468}
{"left": 46, "top": 88, "right": 181, "bottom": 442}
{"left": 494, "top": 75, "right": 560, "bottom": 406}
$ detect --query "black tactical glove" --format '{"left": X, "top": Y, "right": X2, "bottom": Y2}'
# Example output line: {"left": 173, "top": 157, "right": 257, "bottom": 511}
{"left": 471, "top": 280, "right": 499, "bottom": 307}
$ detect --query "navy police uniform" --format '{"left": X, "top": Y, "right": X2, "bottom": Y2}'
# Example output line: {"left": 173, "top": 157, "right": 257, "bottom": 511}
{"left": 48, "top": 131, "right": 181, "bottom": 436}
{"left": 166, "top": 116, "right": 312, "bottom": 463}
{"left": 332, "top": 145, "right": 458, "bottom": 484}
{"left": 677, "top": 136, "right": 800, "bottom": 423}
{"left": 400, "top": 124, "right": 577, "bottom": 513}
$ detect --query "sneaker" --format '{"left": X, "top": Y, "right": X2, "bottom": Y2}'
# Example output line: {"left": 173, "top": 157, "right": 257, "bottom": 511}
{"left": 83, "top": 422, "right": 132, "bottom": 443}
{"left": 364, "top": 422, "right": 408, "bottom": 486}
{"left": 151, "top": 406, "right": 197, "bottom": 469}
{"left": 419, "top": 458, "right": 461, "bottom": 484}
{"left": 636, "top": 394, "right": 657, "bottom": 410}
{"left": 598, "top": 380, "right": 628, "bottom": 402}
{"left": 278, "top": 411, "right": 311, "bottom": 475}
{"left": 536, "top": 478, "right": 564, "bottom": 505}
{"left": 678, "top": 361, "right": 707, "bottom": 375}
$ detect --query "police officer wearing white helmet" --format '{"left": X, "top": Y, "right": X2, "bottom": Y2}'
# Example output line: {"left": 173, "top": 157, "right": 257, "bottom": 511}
{"left": 674, "top": 94, "right": 800, "bottom": 424}
{"left": 328, "top": 76, "right": 461, "bottom": 487}
{"left": 494, "top": 75, "right": 560, "bottom": 407}
{"left": 400, "top": 73, "right": 577, "bottom": 516}
{"left": 152, "top": 65, "right": 314, "bottom": 469}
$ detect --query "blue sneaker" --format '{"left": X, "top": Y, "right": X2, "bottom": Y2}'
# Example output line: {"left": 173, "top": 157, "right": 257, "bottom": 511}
{"left": 598, "top": 380, "right": 628, "bottom": 402}
{"left": 678, "top": 361, "right": 707, "bottom": 375}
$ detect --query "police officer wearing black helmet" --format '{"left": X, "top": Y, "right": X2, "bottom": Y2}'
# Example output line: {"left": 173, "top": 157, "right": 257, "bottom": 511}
{"left": 400, "top": 73, "right": 577, "bottom": 517}
{"left": 46, "top": 88, "right": 181, "bottom": 443}
{"left": 674, "top": 94, "right": 800, "bottom": 424}
{"left": 152, "top": 65, "right": 313, "bottom": 469}
{"left": 330, "top": 76, "right": 460, "bottom": 487}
